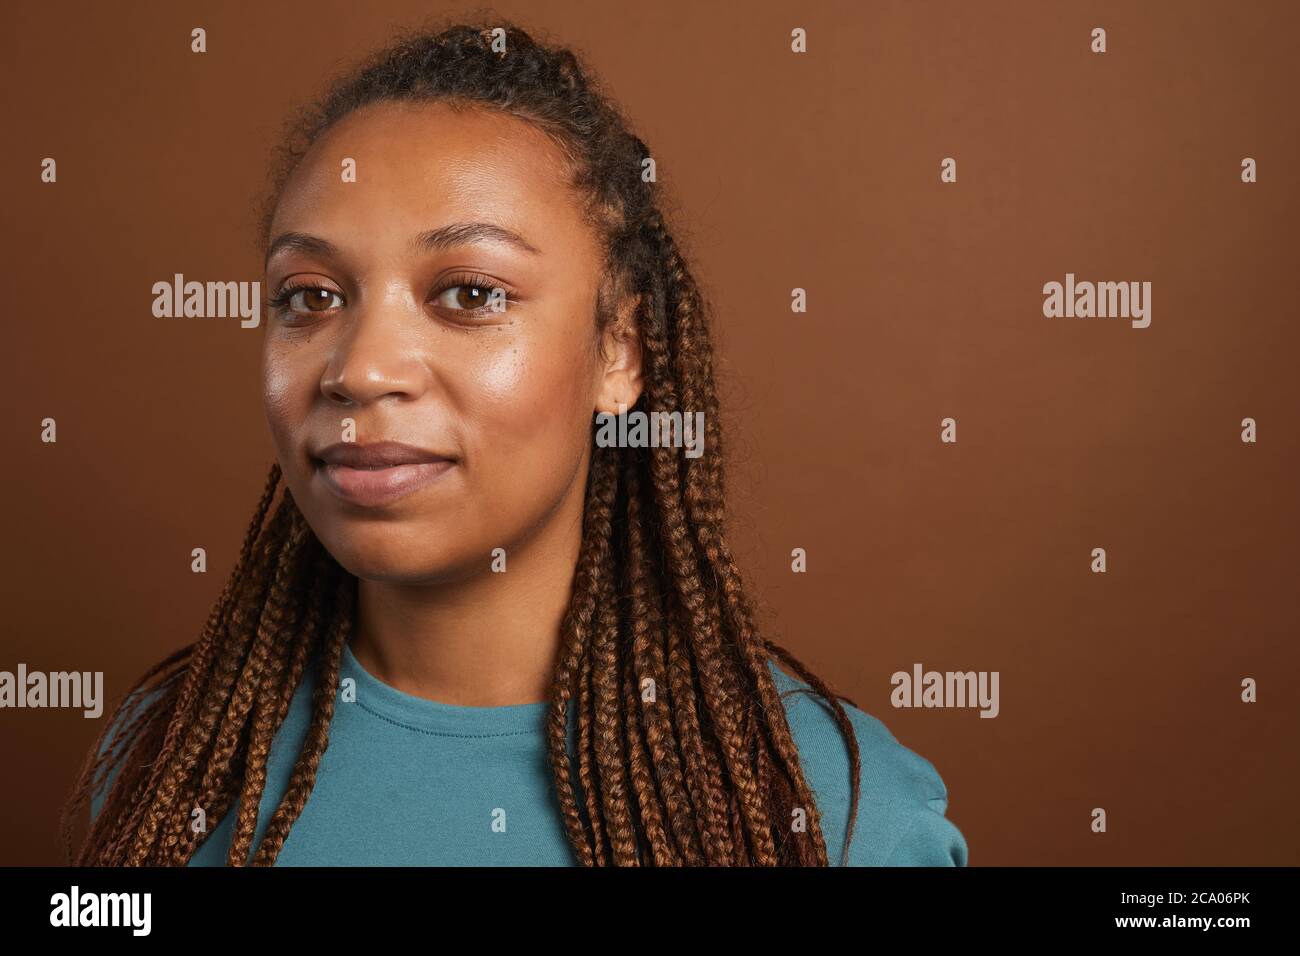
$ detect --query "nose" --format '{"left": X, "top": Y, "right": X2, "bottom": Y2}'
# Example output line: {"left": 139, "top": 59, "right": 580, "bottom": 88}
{"left": 319, "top": 297, "right": 428, "bottom": 406}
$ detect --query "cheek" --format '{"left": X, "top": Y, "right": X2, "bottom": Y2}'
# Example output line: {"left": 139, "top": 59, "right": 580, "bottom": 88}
{"left": 464, "top": 330, "right": 595, "bottom": 479}
{"left": 261, "top": 339, "right": 316, "bottom": 455}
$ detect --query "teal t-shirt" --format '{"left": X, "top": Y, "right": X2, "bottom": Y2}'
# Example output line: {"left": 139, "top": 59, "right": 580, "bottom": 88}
{"left": 91, "top": 643, "right": 968, "bottom": 866}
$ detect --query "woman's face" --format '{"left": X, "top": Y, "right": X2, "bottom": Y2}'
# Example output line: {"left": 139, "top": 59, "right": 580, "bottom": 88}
{"left": 261, "top": 100, "right": 638, "bottom": 584}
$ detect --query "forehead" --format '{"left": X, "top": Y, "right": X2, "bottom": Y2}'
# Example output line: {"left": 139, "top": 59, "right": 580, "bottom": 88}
{"left": 269, "top": 100, "right": 586, "bottom": 247}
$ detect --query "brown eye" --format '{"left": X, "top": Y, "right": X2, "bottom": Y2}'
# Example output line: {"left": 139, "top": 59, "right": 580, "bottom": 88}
{"left": 454, "top": 285, "right": 490, "bottom": 309}
{"left": 296, "top": 288, "right": 341, "bottom": 312}
{"left": 432, "top": 277, "right": 513, "bottom": 314}
{"left": 272, "top": 285, "right": 344, "bottom": 318}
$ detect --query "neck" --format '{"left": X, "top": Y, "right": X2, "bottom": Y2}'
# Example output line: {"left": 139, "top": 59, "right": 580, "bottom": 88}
{"left": 349, "top": 469, "right": 588, "bottom": 708}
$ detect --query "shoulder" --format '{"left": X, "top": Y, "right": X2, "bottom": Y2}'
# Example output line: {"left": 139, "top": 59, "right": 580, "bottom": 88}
{"left": 768, "top": 659, "right": 969, "bottom": 866}
{"left": 88, "top": 683, "right": 170, "bottom": 825}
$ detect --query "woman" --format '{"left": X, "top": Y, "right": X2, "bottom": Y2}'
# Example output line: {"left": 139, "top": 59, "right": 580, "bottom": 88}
{"left": 63, "top": 19, "right": 967, "bottom": 867}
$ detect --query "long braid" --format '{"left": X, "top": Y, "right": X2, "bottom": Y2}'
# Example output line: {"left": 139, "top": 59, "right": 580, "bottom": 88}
{"left": 66, "top": 18, "right": 864, "bottom": 868}
{"left": 230, "top": 532, "right": 344, "bottom": 852}
{"left": 664, "top": 606, "right": 736, "bottom": 863}
{"left": 589, "top": 448, "right": 640, "bottom": 864}
{"left": 575, "top": 587, "right": 608, "bottom": 862}
{"left": 128, "top": 501, "right": 292, "bottom": 865}
{"left": 166, "top": 517, "right": 327, "bottom": 866}
{"left": 221, "top": 508, "right": 314, "bottom": 865}
{"left": 546, "top": 452, "right": 606, "bottom": 866}
{"left": 245, "top": 574, "right": 352, "bottom": 866}
{"left": 160, "top": 502, "right": 311, "bottom": 865}
{"left": 627, "top": 272, "right": 735, "bottom": 865}
{"left": 621, "top": 454, "right": 692, "bottom": 865}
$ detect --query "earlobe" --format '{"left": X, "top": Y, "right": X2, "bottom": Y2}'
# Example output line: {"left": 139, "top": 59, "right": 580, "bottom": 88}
{"left": 595, "top": 295, "right": 644, "bottom": 415}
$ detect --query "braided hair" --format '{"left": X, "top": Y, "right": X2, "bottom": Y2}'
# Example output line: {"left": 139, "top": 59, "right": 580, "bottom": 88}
{"left": 62, "top": 16, "right": 862, "bottom": 866}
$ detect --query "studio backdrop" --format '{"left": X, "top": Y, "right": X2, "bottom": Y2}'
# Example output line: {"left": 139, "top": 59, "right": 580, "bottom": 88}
{"left": 1, "top": 0, "right": 1296, "bottom": 865}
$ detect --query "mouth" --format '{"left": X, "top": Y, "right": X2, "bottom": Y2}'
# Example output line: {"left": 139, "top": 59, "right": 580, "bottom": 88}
{"left": 311, "top": 441, "right": 456, "bottom": 508}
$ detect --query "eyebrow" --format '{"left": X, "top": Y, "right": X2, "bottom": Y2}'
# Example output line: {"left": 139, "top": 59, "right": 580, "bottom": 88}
{"left": 264, "top": 221, "right": 542, "bottom": 267}
{"left": 413, "top": 222, "right": 542, "bottom": 257}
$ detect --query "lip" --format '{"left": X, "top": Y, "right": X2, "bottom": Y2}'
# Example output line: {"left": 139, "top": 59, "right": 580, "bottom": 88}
{"left": 312, "top": 440, "right": 456, "bottom": 508}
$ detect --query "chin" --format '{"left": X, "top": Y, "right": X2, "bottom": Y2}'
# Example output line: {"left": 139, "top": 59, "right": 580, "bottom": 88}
{"left": 320, "top": 526, "right": 486, "bottom": 587}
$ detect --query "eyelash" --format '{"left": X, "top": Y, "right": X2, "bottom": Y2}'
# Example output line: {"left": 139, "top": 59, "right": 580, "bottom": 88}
{"left": 267, "top": 273, "right": 517, "bottom": 320}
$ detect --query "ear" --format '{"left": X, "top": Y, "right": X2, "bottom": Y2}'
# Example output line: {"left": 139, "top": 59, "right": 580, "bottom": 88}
{"left": 595, "top": 293, "right": 643, "bottom": 415}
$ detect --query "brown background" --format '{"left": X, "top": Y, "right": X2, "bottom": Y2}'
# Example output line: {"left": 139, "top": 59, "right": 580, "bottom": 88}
{"left": 2, "top": 0, "right": 1296, "bottom": 866}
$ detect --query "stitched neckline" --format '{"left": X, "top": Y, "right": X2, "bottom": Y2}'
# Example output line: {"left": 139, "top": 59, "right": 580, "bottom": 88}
{"left": 339, "top": 641, "right": 550, "bottom": 738}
